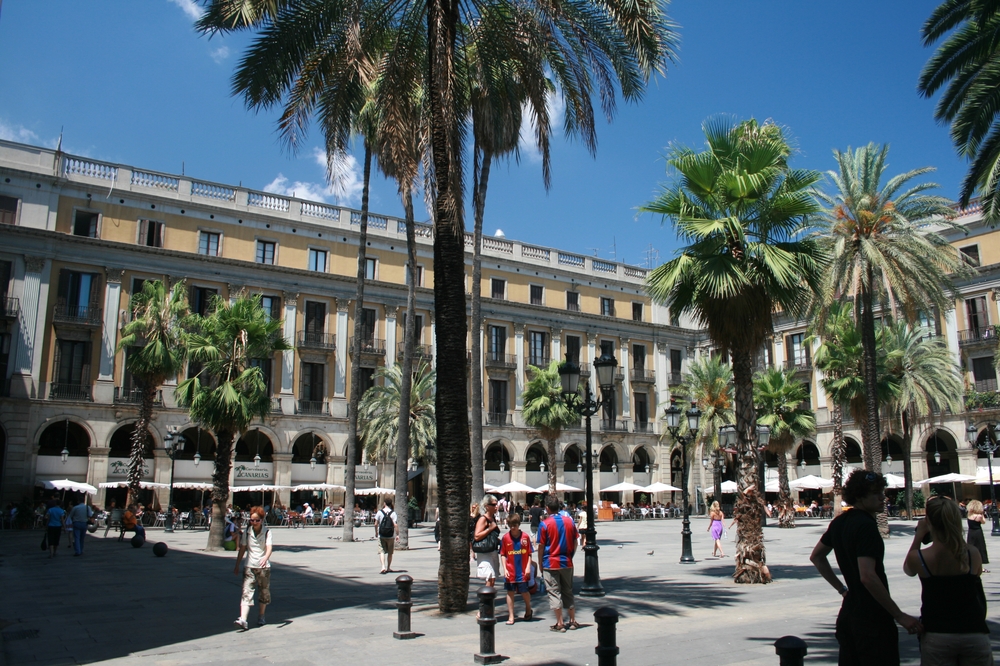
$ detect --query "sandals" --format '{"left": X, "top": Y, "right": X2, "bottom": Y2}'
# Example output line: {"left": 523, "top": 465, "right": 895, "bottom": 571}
{"left": 567, "top": 621, "right": 581, "bottom": 630}
{"left": 523, "top": 610, "right": 533, "bottom": 621}
{"left": 505, "top": 618, "right": 516, "bottom": 625}
{"left": 550, "top": 624, "right": 566, "bottom": 633}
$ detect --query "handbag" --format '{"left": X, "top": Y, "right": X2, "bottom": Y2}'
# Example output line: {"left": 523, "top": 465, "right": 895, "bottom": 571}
{"left": 40, "top": 533, "right": 48, "bottom": 551}
{"left": 471, "top": 523, "right": 499, "bottom": 553}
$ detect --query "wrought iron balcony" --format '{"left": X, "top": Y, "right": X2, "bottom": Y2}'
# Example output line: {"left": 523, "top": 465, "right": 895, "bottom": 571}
{"left": 297, "top": 399, "right": 328, "bottom": 415}
{"left": 974, "top": 378, "right": 999, "bottom": 392}
{"left": 349, "top": 337, "right": 386, "bottom": 355}
{"left": 485, "top": 352, "right": 517, "bottom": 369}
{"left": 613, "top": 368, "right": 625, "bottom": 383}
{"left": 634, "top": 420, "right": 653, "bottom": 433}
{"left": 397, "top": 342, "right": 433, "bottom": 361}
{"left": 53, "top": 303, "right": 102, "bottom": 326}
{"left": 630, "top": 368, "right": 655, "bottom": 383}
{"left": 601, "top": 418, "right": 630, "bottom": 432}
{"left": 667, "top": 372, "right": 683, "bottom": 386}
{"left": 0, "top": 295, "right": 18, "bottom": 318}
{"left": 113, "top": 387, "right": 163, "bottom": 405}
{"left": 49, "top": 383, "right": 92, "bottom": 401}
{"left": 271, "top": 397, "right": 283, "bottom": 414}
{"left": 487, "top": 412, "right": 513, "bottom": 426}
{"left": 528, "top": 355, "right": 551, "bottom": 368}
{"left": 297, "top": 330, "right": 336, "bottom": 350}
{"left": 959, "top": 328, "right": 999, "bottom": 346}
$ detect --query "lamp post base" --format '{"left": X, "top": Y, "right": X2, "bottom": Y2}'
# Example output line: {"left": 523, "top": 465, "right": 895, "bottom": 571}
{"left": 992, "top": 511, "right": 1000, "bottom": 538}
{"left": 579, "top": 539, "right": 605, "bottom": 597}
{"left": 680, "top": 525, "right": 695, "bottom": 563}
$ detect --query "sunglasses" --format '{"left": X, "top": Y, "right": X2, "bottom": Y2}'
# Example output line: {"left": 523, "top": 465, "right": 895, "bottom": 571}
{"left": 249, "top": 518, "right": 262, "bottom": 523}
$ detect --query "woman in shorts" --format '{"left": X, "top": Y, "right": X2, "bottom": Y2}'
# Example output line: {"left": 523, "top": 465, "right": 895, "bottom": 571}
{"left": 472, "top": 495, "right": 501, "bottom": 587}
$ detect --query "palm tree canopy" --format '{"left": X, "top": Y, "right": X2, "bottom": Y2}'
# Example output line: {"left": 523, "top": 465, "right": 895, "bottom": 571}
{"left": 521, "top": 360, "right": 578, "bottom": 441}
{"left": 753, "top": 368, "right": 815, "bottom": 452}
{"left": 667, "top": 355, "right": 734, "bottom": 452}
{"left": 175, "top": 294, "right": 291, "bottom": 435}
{"left": 642, "top": 117, "right": 825, "bottom": 355}
{"left": 813, "top": 143, "right": 967, "bottom": 325}
{"left": 882, "top": 321, "right": 963, "bottom": 418}
{"left": 359, "top": 360, "right": 437, "bottom": 463}
{"left": 118, "top": 280, "right": 189, "bottom": 385}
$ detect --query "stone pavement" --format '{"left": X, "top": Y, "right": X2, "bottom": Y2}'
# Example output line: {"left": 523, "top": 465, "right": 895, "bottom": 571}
{"left": 2, "top": 517, "right": 999, "bottom": 666}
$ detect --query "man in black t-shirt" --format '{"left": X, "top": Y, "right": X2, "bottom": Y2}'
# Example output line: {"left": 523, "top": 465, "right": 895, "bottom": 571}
{"left": 528, "top": 499, "right": 545, "bottom": 542}
{"left": 810, "top": 470, "right": 921, "bottom": 666}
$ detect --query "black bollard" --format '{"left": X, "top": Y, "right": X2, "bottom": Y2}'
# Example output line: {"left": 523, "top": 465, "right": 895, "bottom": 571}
{"left": 393, "top": 575, "right": 417, "bottom": 639}
{"left": 594, "top": 607, "right": 620, "bottom": 666}
{"left": 474, "top": 586, "right": 502, "bottom": 664}
{"left": 774, "top": 636, "right": 807, "bottom": 666}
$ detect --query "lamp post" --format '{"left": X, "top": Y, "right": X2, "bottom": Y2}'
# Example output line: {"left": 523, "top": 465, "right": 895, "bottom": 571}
{"left": 163, "top": 426, "right": 186, "bottom": 533}
{"left": 664, "top": 398, "right": 702, "bottom": 563}
{"left": 559, "top": 350, "right": 618, "bottom": 596}
{"left": 967, "top": 423, "right": 1000, "bottom": 537}
{"left": 716, "top": 425, "right": 736, "bottom": 509}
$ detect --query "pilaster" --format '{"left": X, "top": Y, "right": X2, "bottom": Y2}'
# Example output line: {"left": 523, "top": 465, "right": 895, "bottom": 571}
{"left": 335, "top": 301, "right": 349, "bottom": 398}
{"left": 11, "top": 255, "right": 49, "bottom": 399}
{"left": 281, "top": 292, "right": 298, "bottom": 414}
{"left": 385, "top": 305, "right": 398, "bottom": 366}
{"left": 514, "top": 322, "right": 525, "bottom": 410}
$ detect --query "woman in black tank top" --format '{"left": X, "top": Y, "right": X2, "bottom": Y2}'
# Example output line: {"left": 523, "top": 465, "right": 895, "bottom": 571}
{"left": 903, "top": 497, "right": 992, "bottom": 665}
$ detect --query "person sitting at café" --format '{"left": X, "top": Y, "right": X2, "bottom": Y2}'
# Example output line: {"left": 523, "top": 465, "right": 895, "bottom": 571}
{"left": 302, "top": 503, "right": 314, "bottom": 524}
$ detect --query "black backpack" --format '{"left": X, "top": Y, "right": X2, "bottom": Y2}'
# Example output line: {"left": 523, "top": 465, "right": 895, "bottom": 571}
{"left": 378, "top": 509, "right": 395, "bottom": 538}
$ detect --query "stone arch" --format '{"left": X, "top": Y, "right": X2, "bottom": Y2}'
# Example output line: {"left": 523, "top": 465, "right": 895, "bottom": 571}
{"left": 292, "top": 432, "right": 330, "bottom": 464}
{"left": 178, "top": 427, "right": 217, "bottom": 461}
{"left": 32, "top": 415, "right": 96, "bottom": 454}
{"left": 631, "top": 447, "right": 651, "bottom": 473}
{"left": 879, "top": 434, "right": 905, "bottom": 463}
{"left": 844, "top": 437, "right": 863, "bottom": 464}
{"left": 108, "top": 422, "right": 153, "bottom": 458}
{"left": 485, "top": 440, "right": 513, "bottom": 471}
{"left": 925, "top": 428, "right": 959, "bottom": 475}
{"left": 37, "top": 420, "right": 91, "bottom": 457}
{"left": 598, "top": 445, "right": 619, "bottom": 472}
{"left": 563, "top": 444, "right": 583, "bottom": 472}
{"left": 236, "top": 429, "right": 275, "bottom": 463}
{"left": 794, "top": 441, "right": 821, "bottom": 466}
{"left": 525, "top": 442, "right": 548, "bottom": 472}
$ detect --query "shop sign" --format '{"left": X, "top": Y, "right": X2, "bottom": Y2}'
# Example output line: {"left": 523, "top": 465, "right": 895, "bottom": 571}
{"left": 235, "top": 464, "right": 272, "bottom": 481}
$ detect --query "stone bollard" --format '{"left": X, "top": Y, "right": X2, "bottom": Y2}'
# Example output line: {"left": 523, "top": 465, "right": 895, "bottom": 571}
{"left": 473, "top": 586, "right": 502, "bottom": 664}
{"left": 594, "top": 607, "right": 620, "bottom": 666}
{"left": 393, "top": 575, "right": 417, "bottom": 639}
{"left": 774, "top": 636, "right": 807, "bottom": 666}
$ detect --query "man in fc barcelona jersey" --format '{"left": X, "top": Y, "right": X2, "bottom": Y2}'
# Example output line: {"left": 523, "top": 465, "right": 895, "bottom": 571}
{"left": 500, "top": 513, "right": 533, "bottom": 624}
{"left": 536, "top": 495, "right": 579, "bottom": 632}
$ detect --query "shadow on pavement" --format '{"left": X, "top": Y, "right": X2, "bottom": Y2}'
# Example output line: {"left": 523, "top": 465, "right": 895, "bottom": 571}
{"left": 694, "top": 563, "right": 821, "bottom": 581}
{"left": 748, "top": 621, "right": 921, "bottom": 665}
{"left": 590, "top": 575, "right": 745, "bottom": 616}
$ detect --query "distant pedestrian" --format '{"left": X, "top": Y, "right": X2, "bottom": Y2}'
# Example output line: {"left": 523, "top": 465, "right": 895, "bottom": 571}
{"left": 472, "top": 495, "right": 501, "bottom": 588}
{"left": 68, "top": 497, "right": 94, "bottom": 556}
{"left": 375, "top": 498, "right": 398, "bottom": 574}
{"left": 708, "top": 501, "right": 726, "bottom": 558}
{"left": 903, "top": 496, "right": 992, "bottom": 666}
{"left": 434, "top": 507, "right": 441, "bottom": 551}
{"left": 966, "top": 500, "right": 989, "bottom": 571}
{"left": 810, "top": 470, "right": 921, "bottom": 665}
{"left": 528, "top": 498, "right": 544, "bottom": 541}
{"left": 224, "top": 514, "right": 241, "bottom": 551}
{"left": 500, "top": 513, "right": 533, "bottom": 624}
{"left": 234, "top": 506, "right": 272, "bottom": 630}
{"left": 537, "top": 495, "right": 579, "bottom": 632}
{"left": 43, "top": 500, "right": 65, "bottom": 558}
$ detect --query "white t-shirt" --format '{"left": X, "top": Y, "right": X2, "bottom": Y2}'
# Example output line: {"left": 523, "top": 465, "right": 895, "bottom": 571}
{"left": 376, "top": 509, "right": 397, "bottom": 535}
{"left": 243, "top": 525, "right": 273, "bottom": 568}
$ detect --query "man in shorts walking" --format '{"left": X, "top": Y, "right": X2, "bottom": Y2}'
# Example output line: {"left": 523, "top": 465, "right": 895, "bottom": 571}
{"left": 537, "top": 495, "right": 579, "bottom": 632}
{"left": 234, "top": 506, "right": 273, "bottom": 630}
{"left": 375, "top": 498, "right": 398, "bottom": 574}
{"left": 810, "top": 470, "right": 921, "bottom": 665}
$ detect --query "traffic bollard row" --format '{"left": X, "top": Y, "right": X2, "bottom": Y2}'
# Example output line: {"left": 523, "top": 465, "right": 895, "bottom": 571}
{"left": 594, "top": 607, "right": 620, "bottom": 666}
{"left": 393, "top": 575, "right": 417, "bottom": 640}
{"left": 473, "top": 586, "right": 503, "bottom": 664}
{"left": 774, "top": 636, "right": 807, "bottom": 666}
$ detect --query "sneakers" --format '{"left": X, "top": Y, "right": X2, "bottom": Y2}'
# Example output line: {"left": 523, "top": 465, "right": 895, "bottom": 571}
{"left": 257, "top": 616, "right": 266, "bottom": 627}
{"left": 234, "top": 619, "right": 248, "bottom": 631}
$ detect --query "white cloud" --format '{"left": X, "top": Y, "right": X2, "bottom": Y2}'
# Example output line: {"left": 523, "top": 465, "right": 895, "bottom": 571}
{"left": 0, "top": 119, "right": 40, "bottom": 145}
{"left": 210, "top": 46, "right": 230, "bottom": 63}
{"left": 168, "top": 0, "right": 203, "bottom": 21}
{"left": 264, "top": 148, "right": 364, "bottom": 206}
{"left": 519, "top": 92, "right": 566, "bottom": 163}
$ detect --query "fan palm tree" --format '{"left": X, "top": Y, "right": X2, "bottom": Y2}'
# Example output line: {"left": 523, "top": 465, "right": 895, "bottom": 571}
{"left": 117, "top": 280, "right": 189, "bottom": 505}
{"left": 753, "top": 368, "right": 815, "bottom": 528}
{"left": 882, "top": 322, "right": 963, "bottom": 518}
{"left": 642, "top": 117, "right": 824, "bottom": 584}
{"left": 919, "top": 0, "right": 1000, "bottom": 222}
{"left": 359, "top": 360, "right": 437, "bottom": 464}
{"left": 175, "top": 294, "right": 291, "bottom": 550}
{"left": 521, "top": 360, "right": 579, "bottom": 493}
{"left": 814, "top": 144, "right": 964, "bottom": 479}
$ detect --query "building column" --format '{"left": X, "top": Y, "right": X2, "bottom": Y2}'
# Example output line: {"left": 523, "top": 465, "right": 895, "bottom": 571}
{"left": 514, "top": 322, "right": 525, "bottom": 411}
{"left": 774, "top": 337, "right": 785, "bottom": 369}
{"left": 385, "top": 305, "right": 398, "bottom": 366}
{"left": 944, "top": 308, "right": 961, "bottom": 368}
{"left": 479, "top": 323, "right": 486, "bottom": 403}
{"left": 552, "top": 328, "right": 562, "bottom": 364}
{"left": 812, "top": 337, "right": 828, "bottom": 423}
{"left": 94, "top": 268, "right": 124, "bottom": 404}
{"left": 621, "top": 338, "right": 631, "bottom": 420}
{"left": 586, "top": 332, "right": 596, "bottom": 367}
{"left": 273, "top": 452, "right": 293, "bottom": 508}
{"left": 430, "top": 314, "right": 437, "bottom": 365}
{"left": 281, "top": 292, "right": 298, "bottom": 414}
{"left": 335, "top": 301, "right": 349, "bottom": 398}
{"left": 11, "top": 256, "right": 50, "bottom": 399}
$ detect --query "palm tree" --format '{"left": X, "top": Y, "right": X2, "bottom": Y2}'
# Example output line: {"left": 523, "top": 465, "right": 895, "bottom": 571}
{"left": 359, "top": 360, "right": 437, "bottom": 463}
{"left": 919, "top": 0, "right": 1000, "bottom": 221}
{"left": 814, "top": 144, "right": 964, "bottom": 480}
{"left": 882, "top": 321, "right": 963, "bottom": 518}
{"left": 753, "top": 368, "right": 815, "bottom": 528}
{"left": 642, "top": 117, "right": 824, "bottom": 584}
{"left": 521, "top": 361, "right": 578, "bottom": 493}
{"left": 175, "top": 294, "right": 290, "bottom": 550}
{"left": 117, "top": 280, "right": 189, "bottom": 505}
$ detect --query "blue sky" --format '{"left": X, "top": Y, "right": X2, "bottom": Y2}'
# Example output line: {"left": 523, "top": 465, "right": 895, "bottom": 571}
{"left": 0, "top": 0, "right": 959, "bottom": 267}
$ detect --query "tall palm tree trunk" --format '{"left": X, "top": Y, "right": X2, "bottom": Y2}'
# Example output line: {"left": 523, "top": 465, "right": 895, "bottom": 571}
{"left": 394, "top": 189, "right": 418, "bottom": 549}
{"left": 902, "top": 409, "right": 915, "bottom": 519}
{"left": 776, "top": 446, "right": 794, "bottom": 528}
{"left": 859, "top": 279, "right": 888, "bottom": 536}
{"left": 428, "top": 0, "right": 472, "bottom": 613}
{"left": 470, "top": 146, "right": 491, "bottom": 500}
{"left": 344, "top": 142, "right": 373, "bottom": 543}
{"left": 731, "top": 350, "right": 769, "bottom": 583}
{"left": 208, "top": 429, "right": 235, "bottom": 550}
{"left": 546, "top": 436, "right": 558, "bottom": 493}
{"left": 127, "top": 383, "right": 156, "bottom": 506}
{"left": 831, "top": 404, "right": 845, "bottom": 516}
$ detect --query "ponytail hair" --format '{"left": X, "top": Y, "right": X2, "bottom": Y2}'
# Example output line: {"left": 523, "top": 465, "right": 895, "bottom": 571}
{"left": 925, "top": 497, "right": 968, "bottom": 571}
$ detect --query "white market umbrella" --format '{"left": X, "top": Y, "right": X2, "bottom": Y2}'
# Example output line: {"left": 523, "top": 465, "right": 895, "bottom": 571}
{"left": 291, "top": 483, "right": 346, "bottom": 492}
{"left": 641, "top": 482, "right": 682, "bottom": 493}
{"left": 235, "top": 484, "right": 292, "bottom": 493}
{"left": 171, "top": 482, "right": 214, "bottom": 490}
{"left": 884, "top": 474, "right": 909, "bottom": 490}
{"left": 37, "top": 479, "right": 97, "bottom": 495}
{"left": 492, "top": 481, "right": 537, "bottom": 494}
{"left": 765, "top": 479, "right": 780, "bottom": 493}
{"left": 354, "top": 486, "right": 396, "bottom": 496}
{"left": 704, "top": 480, "right": 743, "bottom": 495}
{"left": 600, "top": 481, "right": 646, "bottom": 493}
{"left": 975, "top": 468, "right": 1000, "bottom": 485}
{"left": 99, "top": 481, "right": 170, "bottom": 490}
{"left": 532, "top": 482, "right": 584, "bottom": 493}
{"left": 914, "top": 473, "right": 977, "bottom": 485}
{"left": 789, "top": 475, "right": 834, "bottom": 491}
{"left": 484, "top": 483, "right": 500, "bottom": 493}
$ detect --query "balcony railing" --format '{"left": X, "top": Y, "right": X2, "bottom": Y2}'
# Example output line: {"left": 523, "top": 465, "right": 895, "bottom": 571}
{"left": 634, "top": 420, "right": 653, "bottom": 433}
{"left": 791, "top": 362, "right": 812, "bottom": 373}
{"left": 602, "top": 419, "right": 630, "bottom": 432}
{"left": 297, "top": 330, "right": 336, "bottom": 350}
{"left": 487, "top": 412, "right": 513, "bottom": 426}
{"left": 566, "top": 302, "right": 581, "bottom": 312}
{"left": 50, "top": 383, "right": 92, "bottom": 401}
{"left": 349, "top": 337, "right": 386, "bottom": 355}
{"left": 0, "top": 295, "right": 18, "bottom": 318}
{"left": 528, "top": 355, "right": 551, "bottom": 368}
{"left": 959, "top": 328, "right": 999, "bottom": 346}
{"left": 297, "top": 399, "right": 328, "bottom": 415}
{"left": 271, "top": 397, "right": 283, "bottom": 414}
{"left": 397, "top": 342, "right": 433, "bottom": 361}
{"left": 113, "top": 387, "right": 163, "bottom": 405}
{"left": 974, "top": 378, "right": 999, "bottom": 392}
{"left": 53, "top": 303, "right": 102, "bottom": 326}
{"left": 485, "top": 352, "right": 518, "bottom": 369}
{"left": 613, "top": 369, "right": 625, "bottom": 382}
{"left": 631, "top": 368, "right": 655, "bottom": 383}
{"left": 578, "top": 362, "right": 591, "bottom": 377}
{"left": 667, "top": 372, "right": 683, "bottom": 386}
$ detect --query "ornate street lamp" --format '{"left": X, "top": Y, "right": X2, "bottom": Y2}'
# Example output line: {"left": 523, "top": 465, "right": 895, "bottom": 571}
{"left": 60, "top": 418, "right": 70, "bottom": 464}
{"left": 559, "top": 349, "right": 618, "bottom": 596}
{"left": 164, "top": 426, "right": 186, "bottom": 533}
{"left": 717, "top": 424, "right": 737, "bottom": 506}
{"left": 968, "top": 423, "right": 1000, "bottom": 537}
{"left": 664, "top": 398, "right": 702, "bottom": 563}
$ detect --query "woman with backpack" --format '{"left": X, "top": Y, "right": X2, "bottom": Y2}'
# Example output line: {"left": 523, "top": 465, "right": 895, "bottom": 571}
{"left": 375, "top": 498, "right": 398, "bottom": 574}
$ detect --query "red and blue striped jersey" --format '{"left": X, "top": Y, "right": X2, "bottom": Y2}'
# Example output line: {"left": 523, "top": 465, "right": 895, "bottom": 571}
{"left": 501, "top": 531, "right": 533, "bottom": 582}
{"left": 537, "top": 513, "right": 578, "bottom": 570}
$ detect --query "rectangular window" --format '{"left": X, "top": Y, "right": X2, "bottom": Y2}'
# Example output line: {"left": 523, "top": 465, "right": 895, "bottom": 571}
{"left": 199, "top": 231, "right": 220, "bottom": 256}
{"left": 601, "top": 297, "right": 615, "bottom": 317}
{"left": 565, "top": 335, "right": 581, "bottom": 364}
{"left": 0, "top": 261, "right": 11, "bottom": 297}
{"left": 786, "top": 332, "right": 809, "bottom": 368}
{"left": 190, "top": 286, "right": 218, "bottom": 317}
{"left": 632, "top": 344, "right": 646, "bottom": 371}
{"left": 308, "top": 248, "right": 327, "bottom": 272}
{"left": 600, "top": 340, "right": 615, "bottom": 356}
{"left": 966, "top": 295, "right": 989, "bottom": 332}
{"left": 529, "top": 331, "right": 548, "bottom": 366}
{"left": 566, "top": 291, "right": 580, "bottom": 312}
{"left": 361, "top": 308, "right": 377, "bottom": 344}
{"left": 530, "top": 285, "right": 544, "bottom": 306}
{"left": 406, "top": 265, "right": 424, "bottom": 286}
{"left": 0, "top": 195, "right": 18, "bottom": 225}
{"left": 489, "top": 325, "right": 506, "bottom": 359}
{"left": 73, "top": 210, "right": 99, "bottom": 238}
{"left": 632, "top": 302, "right": 643, "bottom": 322}
{"left": 54, "top": 339, "right": 91, "bottom": 386}
{"left": 260, "top": 295, "right": 280, "bottom": 321}
{"left": 961, "top": 245, "right": 981, "bottom": 267}
{"left": 300, "top": 362, "right": 325, "bottom": 402}
{"left": 256, "top": 240, "right": 276, "bottom": 265}
{"left": 972, "top": 357, "right": 997, "bottom": 391}
{"left": 491, "top": 278, "right": 506, "bottom": 300}
{"left": 250, "top": 357, "right": 273, "bottom": 395}
{"left": 670, "top": 349, "right": 682, "bottom": 373}
{"left": 360, "top": 367, "right": 376, "bottom": 394}
{"left": 56, "top": 270, "right": 99, "bottom": 318}
{"left": 137, "top": 219, "right": 164, "bottom": 248}
{"left": 402, "top": 313, "right": 424, "bottom": 343}
{"left": 305, "top": 301, "right": 326, "bottom": 334}
{"left": 365, "top": 257, "right": 377, "bottom": 281}
{"left": 489, "top": 379, "right": 508, "bottom": 415}
{"left": 635, "top": 393, "right": 649, "bottom": 427}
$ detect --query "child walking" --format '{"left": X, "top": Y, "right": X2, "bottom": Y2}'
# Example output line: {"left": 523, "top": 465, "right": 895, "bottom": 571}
{"left": 500, "top": 513, "right": 533, "bottom": 624}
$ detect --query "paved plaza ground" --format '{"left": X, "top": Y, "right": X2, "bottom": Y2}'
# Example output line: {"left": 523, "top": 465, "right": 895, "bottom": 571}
{"left": 2, "top": 516, "right": 999, "bottom": 666}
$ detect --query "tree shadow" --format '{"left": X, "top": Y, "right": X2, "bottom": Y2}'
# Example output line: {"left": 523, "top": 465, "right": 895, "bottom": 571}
{"left": 693, "top": 563, "right": 822, "bottom": 581}
{"left": 747, "top": 620, "right": 921, "bottom": 664}
{"left": 573, "top": 575, "right": 745, "bottom": 617}
{"left": 272, "top": 544, "right": 336, "bottom": 552}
